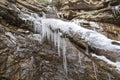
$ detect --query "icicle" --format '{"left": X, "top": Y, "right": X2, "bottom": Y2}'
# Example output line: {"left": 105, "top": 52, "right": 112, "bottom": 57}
{"left": 52, "top": 6, "right": 57, "bottom": 11}
{"left": 46, "top": 28, "right": 51, "bottom": 42}
{"left": 57, "top": 32, "right": 61, "bottom": 56}
{"left": 108, "top": 73, "right": 111, "bottom": 80}
{"left": 47, "top": 5, "right": 53, "bottom": 12}
{"left": 30, "top": 56, "right": 34, "bottom": 65}
{"left": 34, "top": 21, "right": 42, "bottom": 34}
{"left": 54, "top": 32, "right": 57, "bottom": 47}
{"left": 78, "top": 52, "right": 82, "bottom": 67}
{"left": 42, "top": 12, "right": 46, "bottom": 18}
{"left": 62, "top": 37, "right": 68, "bottom": 75}
{"left": 84, "top": 45, "right": 90, "bottom": 61}
{"left": 86, "top": 45, "right": 89, "bottom": 54}
{"left": 57, "top": 12, "right": 64, "bottom": 18}
{"left": 46, "top": 27, "right": 51, "bottom": 43}
{"left": 50, "top": 31, "right": 54, "bottom": 45}
{"left": 41, "top": 20, "right": 47, "bottom": 41}
{"left": 51, "top": 31, "right": 54, "bottom": 44}
{"left": 92, "top": 62, "right": 98, "bottom": 80}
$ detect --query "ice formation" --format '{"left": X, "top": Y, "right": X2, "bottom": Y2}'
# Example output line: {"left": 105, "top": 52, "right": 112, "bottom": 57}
{"left": 62, "top": 38, "right": 68, "bottom": 75}
{"left": 92, "top": 54, "right": 120, "bottom": 71}
{"left": 111, "top": 5, "right": 120, "bottom": 17}
{"left": 72, "top": 19, "right": 103, "bottom": 31}
{"left": 41, "top": 19, "right": 120, "bottom": 53}
{"left": 19, "top": 12, "right": 68, "bottom": 74}
{"left": 78, "top": 52, "right": 85, "bottom": 69}
{"left": 78, "top": 52, "right": 82, "bottom": 67}
{"left": 92, "top": 62, "right": 98, "bottom": 80}
{"left": 19, "top": 11, "right": 120, "bottom": 75}
{"left": 108, "top": 73, "right": 111, "bottom": 80}
{"left": 57, "top": 12, "right": 64, "bottom": 18}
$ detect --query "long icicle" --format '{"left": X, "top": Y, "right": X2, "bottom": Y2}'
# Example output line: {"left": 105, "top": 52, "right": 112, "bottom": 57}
{"left": 62, "top": 37, "right": 68, "bottom": 75}
{"left": 108, "top": 73, "right": 111, "bottom": 80}
{"left": 92, "top": 62, "right": 98, "bottom": 80}
{"left": 57, "top": 31, "right": 61, "bottom": 56}
{"left": 78, "top": 52, "right": 82, "bottom": 67}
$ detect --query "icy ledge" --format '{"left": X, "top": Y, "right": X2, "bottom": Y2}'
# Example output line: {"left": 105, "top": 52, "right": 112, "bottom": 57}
{"left": 92, "top": 54, "right": 120, "bottom": 71}
{"left": 19, "top": 12, "right": 120, "bottom": 53}
{"left": 40, "top": 19, "right": 120, "bottom": 53}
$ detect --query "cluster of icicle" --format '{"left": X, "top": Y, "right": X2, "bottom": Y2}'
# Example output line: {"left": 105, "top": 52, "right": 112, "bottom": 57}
{"left": 18, "top": 12, "right": 68, "bottom": 74}
{"left": 18, "top": 11, "right": 120, "bottom": 78}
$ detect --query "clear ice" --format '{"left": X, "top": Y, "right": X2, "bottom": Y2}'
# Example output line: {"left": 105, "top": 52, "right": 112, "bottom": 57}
{"left": 19, "top": 12, "right": 68, "bottom": 74}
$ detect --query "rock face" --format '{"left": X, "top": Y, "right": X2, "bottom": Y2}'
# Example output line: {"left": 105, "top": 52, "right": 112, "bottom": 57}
{"left": 0, "top": 23, "right": 110, "bottom": 80}
{"left": 0, "top": 0, "right": 120, "bottom": 80}
{"left": 60, "top": 0, "right": 120, "bottom": 25}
